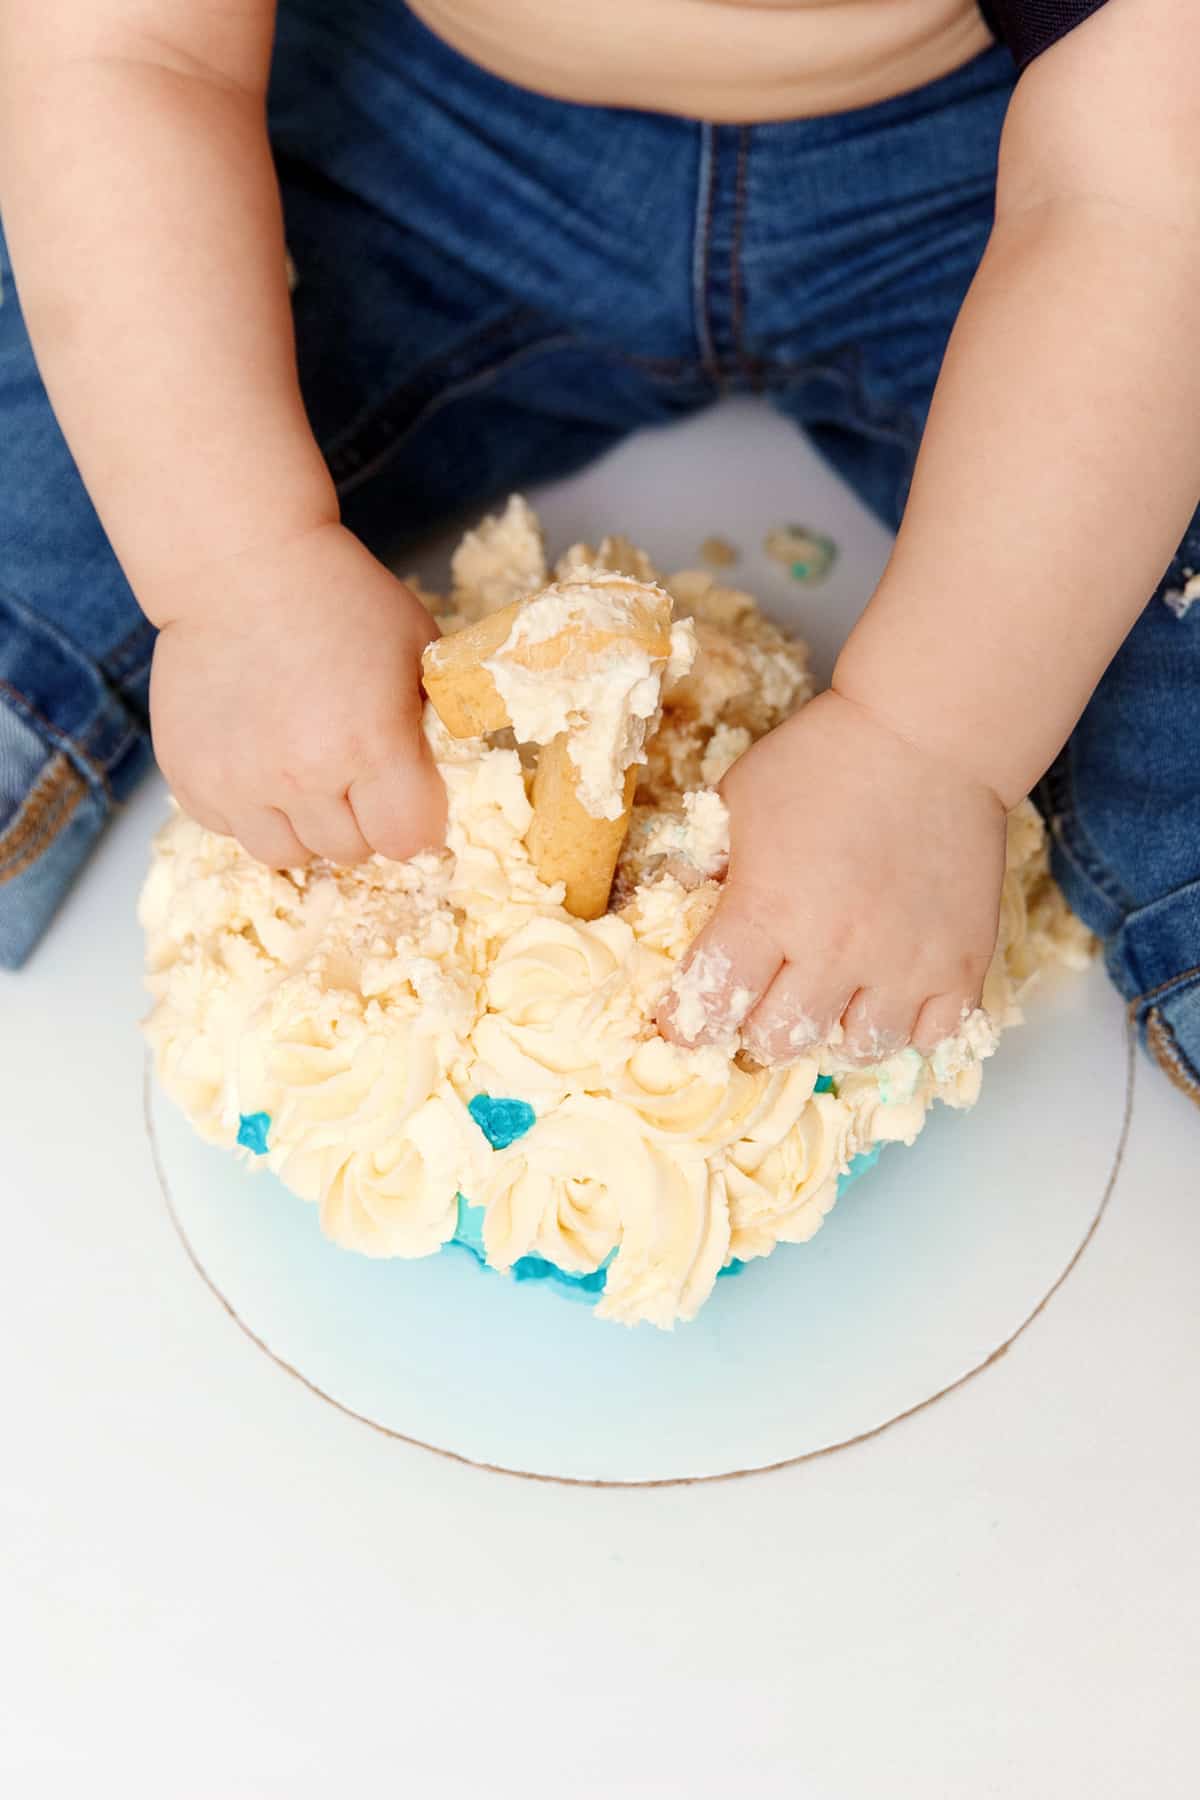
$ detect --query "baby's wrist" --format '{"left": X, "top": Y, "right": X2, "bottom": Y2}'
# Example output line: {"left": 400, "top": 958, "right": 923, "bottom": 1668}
{"left": 137, "top": 504, "right": 342, "bottom": 632}
{"left": 828, "top": 664, "right": 1018, "bottom": 812}
{"left": 831, "top": 593, "right": 1049, "bottom": 809}
{"left": 111, "top": 409, "right": 338, "bottom": 628}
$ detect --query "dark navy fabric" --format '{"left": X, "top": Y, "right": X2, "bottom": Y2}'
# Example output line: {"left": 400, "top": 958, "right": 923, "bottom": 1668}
{"left": 1, "top": 4, "right": 1196, "bottom": 1101}
{"left": 979, "top": 0, "right": 1110, "bottom": 71}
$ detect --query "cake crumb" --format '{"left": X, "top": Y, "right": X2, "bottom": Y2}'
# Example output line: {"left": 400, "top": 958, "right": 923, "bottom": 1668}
{"left": 700, "top": 535, "right": 738, "bottom": 568}
{"left": 1163, "top": 570, "right": 1200, "bottom": 620}
{"left": 764, "top": 524, "right": 838, "bottom": 584}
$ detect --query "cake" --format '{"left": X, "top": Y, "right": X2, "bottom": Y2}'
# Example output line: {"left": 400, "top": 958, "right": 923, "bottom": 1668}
{"left": 140, "top": 498, "right": 1091, "bottom": 1328}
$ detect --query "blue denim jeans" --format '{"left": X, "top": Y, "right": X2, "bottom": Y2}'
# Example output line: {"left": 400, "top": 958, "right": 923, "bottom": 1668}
{"left": 2, "top": 4, "right": 1198, "bottom": 1102}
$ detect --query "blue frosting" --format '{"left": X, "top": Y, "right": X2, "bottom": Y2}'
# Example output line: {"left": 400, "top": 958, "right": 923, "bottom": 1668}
{"left": 839, "top": 1141, "right": 882, "bottom": 1187}
{"left": 814, "top": 1074, "right": 835, "bottom": 1094}
{"left": 453, "top": 1192, "right": 488, "bottom": 1260}
{"left": 468, "top": 1093, "right": 537, "bottom": 1149}
{"left": 451, "top": 1142, "right": 887, "bottom": 1304}
{"left": 236, "top": 1111, "right": 271, "bottom": 1156}
{"left": 511, "top": 1256, "right": 610, "bottom": 1294}
{"left": 452, "top": 1192, "right": 613, "bottom": 1304}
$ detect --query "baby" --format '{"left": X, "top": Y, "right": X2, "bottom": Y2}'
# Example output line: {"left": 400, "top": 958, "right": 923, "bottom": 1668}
{"left": 1, "top": 0, "right": 1198, "bottom": 1106}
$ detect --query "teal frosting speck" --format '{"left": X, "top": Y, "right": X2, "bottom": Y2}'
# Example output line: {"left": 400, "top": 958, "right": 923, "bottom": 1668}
{"left": 236, "top": 1111, "right": 271, "bottom": 1156}
{"left": 468, "top": 1093, "right": 537, "bottom": 1149}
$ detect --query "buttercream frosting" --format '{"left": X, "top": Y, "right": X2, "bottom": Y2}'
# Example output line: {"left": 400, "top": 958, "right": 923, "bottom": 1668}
{"left": 142, "top": 498, "right": 1092, "bottom": 1327}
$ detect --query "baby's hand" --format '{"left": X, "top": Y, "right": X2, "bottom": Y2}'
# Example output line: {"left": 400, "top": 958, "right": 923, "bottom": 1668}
{"left": 149, "top": 522, "right": 445, "bottom": 866}
{"left": 658, "top": 688, "right": 1008, "bottom": 1062}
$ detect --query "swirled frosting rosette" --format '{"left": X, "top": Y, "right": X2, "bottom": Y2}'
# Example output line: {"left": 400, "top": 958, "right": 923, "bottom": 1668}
{"left": 141, "top": 498, "right": 1092, "bottom": 1328}
{"left": 468, "top": 914, "right": 669, "bottom": 1105}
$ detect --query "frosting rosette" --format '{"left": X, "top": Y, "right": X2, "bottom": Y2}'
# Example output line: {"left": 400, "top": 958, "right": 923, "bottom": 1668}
{"left": 312, "top": 1091, "right": 484, "bottom": 1259}
{"left": 725, "top": 1091, "right": 855, "bottom": 1261}
{"left": 610, "top": 1036, "right": 818, "bottom": 1155}
{"left": 468, "top": 914, "right": 670, "bottom": 1103}
{"left": 476, "top": 1098, "right": 729, "bottom": 1328}
{"left": 142, "top": 500, "right": 1092, "bottom": 1327}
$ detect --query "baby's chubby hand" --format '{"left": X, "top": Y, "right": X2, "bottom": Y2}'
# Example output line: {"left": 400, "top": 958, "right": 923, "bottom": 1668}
{"left": 149, "top": 522, "right": 446, "bottom": 867}
{"left": 658, "top": 688, "right": 1008, "bottom": 1063}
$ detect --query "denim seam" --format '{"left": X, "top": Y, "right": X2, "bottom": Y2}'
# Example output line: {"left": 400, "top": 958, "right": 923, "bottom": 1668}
{"left": 0, "top": 579, "right": 147, "bottom": 792}
{"left": 93, "top": 718, "right": 142, "bottom": 784}
{"left": 691, "top": 124, "right": 720, "bottom": 386}
{"left": 0, "top": 677, "right": 116, "bottom": 803}
{"left": 323, "top": 302, "right": 540, "bottom": 474}
{"left": 768, "top": 352, "right": 921, "bottom": 513}
{"left": 328, "top": 328, "right": 586, "bottom": 499}
{"left": 114, "top": 648, "right": 154, "bottom": 696}
{"left": 1040, "top": 751, "right": 1134, "bottom": 917}
{"left": 1144, "top": 1007, "right": 1200, "bottom": 1106}
{"left": 605, "top": 351, "right": 702, "bottom": 381}
{"left": 604, "top": 352, "right": 708, "bottom": 388}
{"left": 1129, "top": 959, "right": 1200, "bottom": 1015}
{"left": 0, "top": 752, "right": 88, "bottom": 883}
{"left": 769, "top": 351, "right": 916, "bottom": 439}
{"left": 102, "top": 616, "right": 157, "bottom": 685}
{"left": 731, "top": 126, "right": 757, "bottom": 391}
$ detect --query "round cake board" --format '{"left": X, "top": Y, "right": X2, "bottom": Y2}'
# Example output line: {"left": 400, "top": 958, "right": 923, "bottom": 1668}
{"left": 146, "top": 962, "right": 1132, "bottom": 1485}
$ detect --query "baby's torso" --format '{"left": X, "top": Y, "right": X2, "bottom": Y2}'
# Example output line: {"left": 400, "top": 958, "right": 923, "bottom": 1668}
{"left": 408, "top": 0, "right": 994, "bottom": 121}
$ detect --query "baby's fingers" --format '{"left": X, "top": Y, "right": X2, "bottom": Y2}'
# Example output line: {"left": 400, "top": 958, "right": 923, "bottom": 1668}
{"left": 283, "top": 794, "right": 371, "bottom": 865}
{"left": 349, "top": 740, "right": 447, "bottom": 864}
{"left": 911, "top": 986, "right": 984, "bottom": 1056}
{"left": 839, "top": 986, "right": 922, "bottom": 1065}
{"left": 742, "top": 963, "right": 854, "bottom": 1064}
{"left": 657, "top": 893, "right": 782, "bottom": 1048}
{"left": 233, "top": 806, "right": 311, "bottom": 870}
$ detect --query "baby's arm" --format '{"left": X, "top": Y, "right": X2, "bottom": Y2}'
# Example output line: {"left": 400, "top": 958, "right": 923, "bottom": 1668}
{"left": 838, "top": 0, "right": 1200, "bottom": 813}
{"left": 0, "top": 1, "right": 444, "bottom": 865}
{"left": 663, "top": 0, "right": 1200, "bottom": 1061}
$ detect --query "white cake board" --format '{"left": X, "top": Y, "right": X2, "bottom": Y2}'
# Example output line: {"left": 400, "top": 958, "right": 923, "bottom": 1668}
{"left": 146, "top": 960, "right": 1131, "bottom": 1484}
{"left": 142, "top": 407, "right": 1133, "bottom": 1483}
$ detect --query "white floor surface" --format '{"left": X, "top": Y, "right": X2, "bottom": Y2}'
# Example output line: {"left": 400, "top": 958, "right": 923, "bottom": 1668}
{"left": 4, "top": 401, "right": 1199, "bottom": 1798}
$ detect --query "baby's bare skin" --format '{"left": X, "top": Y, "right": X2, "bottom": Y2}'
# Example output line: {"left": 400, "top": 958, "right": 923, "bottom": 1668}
{"left": 150, "top": 522, "right": 445, "bottom": 867}
{"left": 408, "top": 0, "right": 992, "bottom": 122}
{"left": 2, "top": 0, "right": 1200, "bottom": 1062}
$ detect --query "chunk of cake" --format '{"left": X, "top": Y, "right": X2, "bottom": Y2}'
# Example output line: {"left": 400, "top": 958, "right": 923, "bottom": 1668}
{"left": 141, "top": 501, "right": 1089, "bottom": 1328}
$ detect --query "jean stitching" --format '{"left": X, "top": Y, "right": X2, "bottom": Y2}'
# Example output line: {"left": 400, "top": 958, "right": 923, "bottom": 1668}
{"left": 731, "top": 126, "right": 753, "bottom": 388}
{"left": 0, "top": 679, "right": 116, "bottom": 803}
{"left": 1039, "top": 748, "right": 1132, "bottom": 914}
{"left": 0, "top": 579, "right": 147, "bottom": 793}
{"left": 691, "top": 124, "right": 720, "bottom": 386}
{"left": 114, "top": 649, "right": 154, "bottom": 699}
{"left": 0, "top": 753, "right": 88, "bottom": 882}
{"left": 330, "top": 328, "right": 621, "bottom": 499}
{"left": 102, "top": 616, "right": 157, "bottom": 684}
{"left": 97, "top": 719, "right": 141, "bottom": 779}
{"left": 1144, "top": 1008, "right": 1200, "bottom": 1105}
{"left": 323, "top": 302, "right": 542, "bottom": 480}
{"left": 773, "top": 351, "right": 923, "bottom": 519}
{"left": 604, "top": 350, "right": 700, "bottom": 380}
{"left": 1129, "top": 959, "right": 1200, "bottom": 1014}
{"left": 769, "top": 349, "right": 915, "bottom": 438}
{"left": 326, "top": 303, "right": 538, "bottom": 452}
{"left": 0, "top": 783, "right": 82, "bottom": 880}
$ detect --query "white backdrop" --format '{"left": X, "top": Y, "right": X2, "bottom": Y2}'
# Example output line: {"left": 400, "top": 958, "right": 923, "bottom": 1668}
{"left": 4, "top": 402, "right": 1199, "bottom": 1797}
